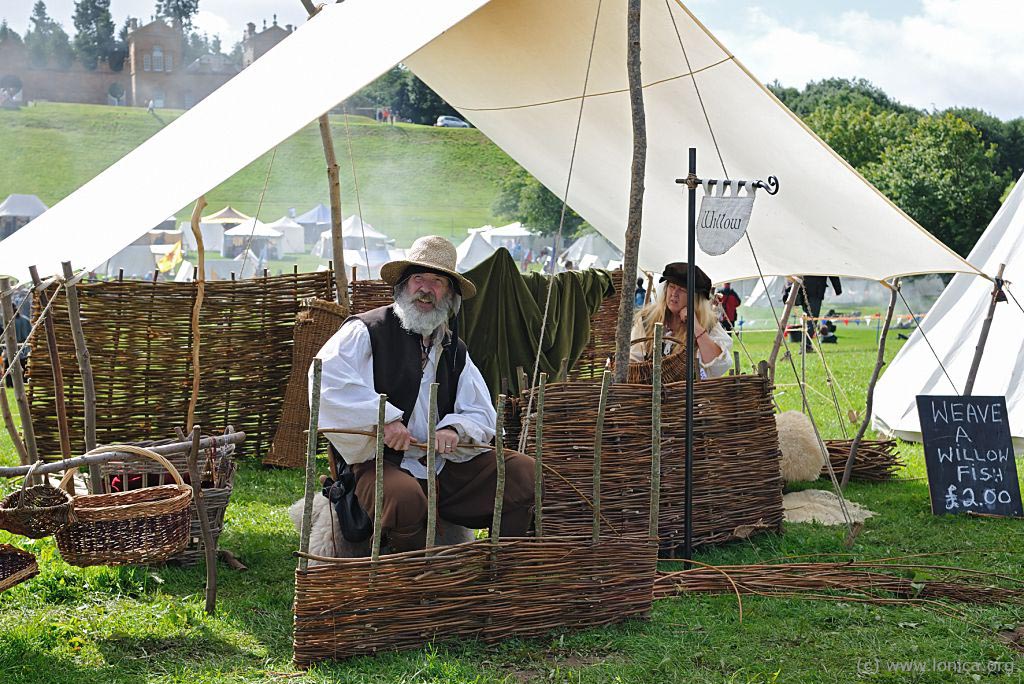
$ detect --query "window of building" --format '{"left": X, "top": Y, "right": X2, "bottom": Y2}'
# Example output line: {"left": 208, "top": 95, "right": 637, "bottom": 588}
{"left": 152, "top": 46, "right": 164, "bottom": 72}
{"left": 143, "top": 54, "right": 151, "bottom": 71}
{"left": 165, "top": 53, "right": 173, "bottom": 72}
{"left": 152, "top": 90, "right": 165, "bottom": 108}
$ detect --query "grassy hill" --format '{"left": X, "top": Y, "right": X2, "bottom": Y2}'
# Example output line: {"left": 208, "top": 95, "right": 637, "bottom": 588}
{"left": 0, "top": 102, "right": 521, "bottom": 248}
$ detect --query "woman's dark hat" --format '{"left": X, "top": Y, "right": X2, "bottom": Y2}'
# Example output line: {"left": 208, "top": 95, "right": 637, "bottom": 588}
{"left": 659, "top": 262, "right": 712, "bottom": 298}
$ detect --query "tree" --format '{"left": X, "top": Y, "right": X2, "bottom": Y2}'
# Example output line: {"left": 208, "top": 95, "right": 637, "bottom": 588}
{"left": 24, "top": 2, "right": 73, "bottom": 69}
{"left": 493, "top": 167, "right": 585, "bottom": 237}
{"left": 944, "top": 107, "right": 1024, "bottom": 180}
{"left": 347, "top": 65, "right": 458, "bottom": 124}
{"left": 864, "top": 113, "right": 1007, "bottom": 256}
{"left": 770, "top": 77, "right": 917, "bottom": 118}
{"left": 184, "top": 31, "right": 210, "bottom": 63}
{"left": 72, "top": 0, "right": 115, "bottom": 70}
{"left": 805, "top": 104, "right": 915, "bottom": 169}
{"left": 210, "top": 34, "right": 221, "bottom": 55}
{"left": 0, "top": 20, "right": 23, "bottom": 45}
{"left": 154, "top": 0, "right": 200, "bottom": 31}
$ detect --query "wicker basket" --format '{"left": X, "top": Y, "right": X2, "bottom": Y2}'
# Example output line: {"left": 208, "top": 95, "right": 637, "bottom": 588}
{"left": 55, "top": 445, "right": 193, "bottom": 567}
{"left": 0, "top": 461, "right": 75, "bottom": 538}
{"left": 264, "top": 298, "right": 349, "bottom": 468}
{"left": 625, "top": 335, "right": 690, "bottom": 384}
{"left": 170, "top": 479, "right": 234, "bottom": 567}
{"left": 0, "top": 544, "right": 39, "bottom": 593}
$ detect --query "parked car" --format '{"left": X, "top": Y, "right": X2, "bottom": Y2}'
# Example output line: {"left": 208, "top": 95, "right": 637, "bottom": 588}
{"left": 435, "top": 115, "right": 471, "bottom": 128}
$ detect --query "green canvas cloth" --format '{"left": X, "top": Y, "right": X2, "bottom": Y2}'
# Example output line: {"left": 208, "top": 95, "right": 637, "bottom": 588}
{"left": 459, "top": 248, "right": 614, "bottom": 399}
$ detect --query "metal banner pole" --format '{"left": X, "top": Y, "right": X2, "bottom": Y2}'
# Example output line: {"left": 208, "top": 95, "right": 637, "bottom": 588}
{"left": 684, "top": 147, "right": 696, "bottom": 561}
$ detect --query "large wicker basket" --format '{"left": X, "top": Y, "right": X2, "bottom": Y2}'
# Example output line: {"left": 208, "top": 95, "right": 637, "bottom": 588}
{"left": 55, "top": 445, "right": 193, "bottom": 567}
{"left": 264, "top": 298, "right": 349, "bottom": 468}
{"left": 0, "top": 544, "right": 39, "bottom": 592}
{"left": 0, "top": 461, "right": 75, "bottom": 538}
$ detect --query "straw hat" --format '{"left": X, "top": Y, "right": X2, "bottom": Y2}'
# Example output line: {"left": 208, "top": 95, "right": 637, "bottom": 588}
{"left": 380, "top": 235, "right": 477, "bottom": 299}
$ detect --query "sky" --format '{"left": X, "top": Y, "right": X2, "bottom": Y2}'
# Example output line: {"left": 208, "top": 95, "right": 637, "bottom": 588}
{"left": 6, "top": 0, "right": 1024, "bottom": 120}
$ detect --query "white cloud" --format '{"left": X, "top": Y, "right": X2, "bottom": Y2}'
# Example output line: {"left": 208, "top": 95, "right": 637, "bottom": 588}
{"left": 192, "top": 10, "right": 235, "bottom": 43}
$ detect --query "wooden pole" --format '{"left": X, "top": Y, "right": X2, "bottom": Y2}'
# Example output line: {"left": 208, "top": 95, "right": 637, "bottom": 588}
{"left": 0, "top": 277, "right": 37, "bottom": 467}
{"left": 61, "top": 262, "right": 99, "bottom": 491}
{"left": 964, "top": 263, "right": 1006, "bottom": 396}
{"left": 425, "top": 383, "right": 438, "bottom": 551}
{"left": 768, "top": 277, "right": 802, "bottom": 383}
{"left": 593, "top": 370, "right": 612, "bottom": 541}
{"left": 491, "top": 394, "right": 507, "bottom": 544}
{"left": 534, "top": 372, "right": 546, "bottom": 537}
{"left": 186, "top": 197, "right": 208, "bottom": 433}
{"left": 649, "top": 323, "right": 663, "bottom": 541}
{"left": 612, "top": 0, "right": 647, "bottom": 383}
{"left": 29, "top": 265, "right": 71, "bottom": 461}
{"left": 298, "top": 359, "right": 322, "bottom": 572}
{"left": 842, "top": 279, "right": 900, "bottom": 489}
{"left": 0, "top": 372, "right": 29, "bottom": 464}
{"left": 186, "top": 425, "right": 218, "bottom": 615}
{"left": 371, "top": 394, "right": 385, "bottom": 563}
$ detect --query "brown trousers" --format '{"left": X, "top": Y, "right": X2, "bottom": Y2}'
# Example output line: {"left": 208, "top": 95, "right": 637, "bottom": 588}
{"left": 352, "top": 449, "right": 535, "bottom": 552}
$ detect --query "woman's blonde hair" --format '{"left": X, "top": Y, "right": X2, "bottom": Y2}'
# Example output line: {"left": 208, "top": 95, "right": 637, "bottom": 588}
{"left": 634, "top": 283, "right": 718, "bottom": 357}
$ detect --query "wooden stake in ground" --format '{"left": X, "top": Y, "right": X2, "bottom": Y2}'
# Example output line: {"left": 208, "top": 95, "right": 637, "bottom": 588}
{"left": 964, "top": 263, "right": 1006, "bottom": 396}
{"left": 61, "top": 261, "right": 99, "bottom": 492}
{"left": 768, "top": 277, "right": 802, "bottom": 383}
{"left": 187, "top": 425, "right": 218, "bottom": 615}
{"left": 0, "top": 277, "right": 37, "bottom": 467}
{"left": 612, "top": 0, "right": 647, "bottom": 383}
{"left": 29, "top": 265, "right": 71, "bottom": 461}
{"left": 186, "top": 196, "right": 208, "bottom": 433}
{"left": 842, "top": 278, "right": 900, "bottom": 489}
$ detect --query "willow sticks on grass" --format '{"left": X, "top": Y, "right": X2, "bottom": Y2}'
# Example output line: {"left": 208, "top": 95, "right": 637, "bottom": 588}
{"left": 824, "top": 439, "right": 904, "bottom": 482}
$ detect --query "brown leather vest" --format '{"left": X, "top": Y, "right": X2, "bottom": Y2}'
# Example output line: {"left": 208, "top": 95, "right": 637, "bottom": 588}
{"left": 352, "top": 305, "right": 467, "bottom": 461}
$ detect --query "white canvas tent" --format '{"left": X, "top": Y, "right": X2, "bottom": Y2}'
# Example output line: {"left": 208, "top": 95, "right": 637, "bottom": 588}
{"left": 456, "top": 231, "right": 496, "bottom": 272}
{"left": 97, "top": 245, "right": 158, "bottom": 279}
{"left": 0, "top": 0, "right": 978, "bottom": 287}
{"left": 223, "top": 219, "right": 283, "bottom": 258}
{"left": 560, "top": 232, "right": 622, "bottom": 270}
{"left": 182, "top": 222, "right": 225, "bottom": 253}
{"left": 266, "top": 216, "right": 306, "bottom": 253}
{"left": 873, "top": 175, "right": 1024, "bottom": 445}
{"left": 312, "top": 215, "right": 389, "bottom": 258}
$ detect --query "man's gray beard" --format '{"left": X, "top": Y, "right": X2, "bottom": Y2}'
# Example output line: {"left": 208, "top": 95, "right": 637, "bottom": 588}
{"left": 393, "top": 288, "right": 453, "bottom": 337}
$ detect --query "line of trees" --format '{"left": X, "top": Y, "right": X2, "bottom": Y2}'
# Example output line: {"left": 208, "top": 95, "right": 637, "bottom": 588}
{"left": 2, "top": 1, "right": 237, "bottom": 73}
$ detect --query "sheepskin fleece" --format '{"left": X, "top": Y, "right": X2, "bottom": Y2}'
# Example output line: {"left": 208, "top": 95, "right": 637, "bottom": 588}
{"left": 775, "top": 410, "right": 826, "bottom": 483}
{"left": 784, "top": 489, "right": 875, "bottom": 525}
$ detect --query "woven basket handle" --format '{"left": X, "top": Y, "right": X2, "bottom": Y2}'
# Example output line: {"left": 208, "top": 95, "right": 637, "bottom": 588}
{"left": 16, "top": 460, "right": 44, "bottom": 509}
{"left": 630, "top": 335, "right": 683, "bottom": 346}
{"left": 58, "top": 445, "right": 186, "bottom": 493}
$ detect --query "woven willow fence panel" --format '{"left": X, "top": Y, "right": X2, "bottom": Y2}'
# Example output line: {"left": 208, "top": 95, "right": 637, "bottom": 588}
{"left": 28, "top": 273, "right": 333, "bottom": 458}
{"left": 293, "top": 536, "right": 656, "bottom": 665}
{"left": 524, "top": 374, "right": 784, "bottom": 548}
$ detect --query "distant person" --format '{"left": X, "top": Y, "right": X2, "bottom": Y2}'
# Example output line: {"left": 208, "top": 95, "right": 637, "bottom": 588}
{"left": 512, "top": 241, "right": 524, "bottom": 264}
{"left": 717, "top": 282, "right": 741, "bottom": 333}
{"left": 147, "top": 99, "right": 154, "bottom": 114}
{"left": 564, "top": 260, "right": 575, "bottom": 271}
{"left": 784, "top": 276, "right": 842, "bottom": 350}
{"left": 635, "top": 278, "right": 646, "bottom": 307}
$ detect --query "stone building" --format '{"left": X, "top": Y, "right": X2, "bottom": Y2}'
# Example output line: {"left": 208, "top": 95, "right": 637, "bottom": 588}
{"left": 0, "top": 16, "right": 292, "bottom": 110}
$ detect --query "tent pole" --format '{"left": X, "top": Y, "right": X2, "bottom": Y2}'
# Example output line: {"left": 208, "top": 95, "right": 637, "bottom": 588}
{"left": 842, "top": 278, "right": 899, "bottom": 489}
{"left": 964, "top": 263, "right": 1006, "bottom": 397}
{"left": 612, "top": 0, "right": 647, "bottom": 383}
{"left": 768, "top": 277, "right": 801, "bottom": 384}
{"left": 300, "top": 1, "right": 349, "bottom": 311}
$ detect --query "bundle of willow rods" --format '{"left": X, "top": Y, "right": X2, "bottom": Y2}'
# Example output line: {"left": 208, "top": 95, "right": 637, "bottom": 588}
{"left": 264, "top": 298, "right": 349, "bottom": 468}
{"left": 294, "top": 535, "right": 657, "bottom": 665}
{"left": 653, "top": 560, "right": 1024, "bottom": 605}
{"left": 568, "top": 270, "right": 622, "bottom": 382}
{"left": 350, "top": 279, "right": 392, "bottom": 314}
{"left": 28, "top": 273, "right": 332, "bottom": 459}
{"left": 823, "top": 438, "right": 904, "bottom": 482}
{"left": 523, "top": 374, "right": 784, "bottom": 549}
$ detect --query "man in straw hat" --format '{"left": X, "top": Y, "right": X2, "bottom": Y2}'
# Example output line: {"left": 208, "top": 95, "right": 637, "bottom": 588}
{"left": 314, "top": 235, "right": 535, "bottom": 552}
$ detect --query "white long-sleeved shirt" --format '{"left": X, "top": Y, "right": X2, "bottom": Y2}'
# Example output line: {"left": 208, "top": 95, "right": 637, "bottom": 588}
{"left": 629, "top": 317, "right": 734, "bottom": 379}
{"left": 311, "top": 318, "right": 497, "bottom": 477}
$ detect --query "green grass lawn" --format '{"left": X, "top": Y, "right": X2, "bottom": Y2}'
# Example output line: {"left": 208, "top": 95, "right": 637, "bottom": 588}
{"left": 0, "top": 103, "right": 520, "bottom": 247}
{"left": 1, "top": 327, "right": 1022, "bottom": 682}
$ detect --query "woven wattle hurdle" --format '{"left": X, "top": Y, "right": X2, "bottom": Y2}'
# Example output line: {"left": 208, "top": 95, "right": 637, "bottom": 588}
{"left": 524, "top": 374, "right": 784, "bottom": 548}
{"left": 292, "top": 365, "right": 657, "bottom": 666}
{"left": 350, "top": 279, "right": 393, "bottom": 314}
{"left": 27, "top": 272, "right": 332, "bottom": 459}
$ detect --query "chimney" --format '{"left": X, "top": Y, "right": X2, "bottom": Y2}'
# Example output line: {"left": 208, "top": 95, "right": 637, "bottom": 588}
{"left": 129, "top": 18, "right": 138, "bottom": 31}
{"left": 286, "top": 24, "right": 293, "bottom": 33}
{"left": 273, "top": 14, "right": 278, "bottom": 27}
{"left": 246, "top": 22, "right": 256, "bottom": 38}
{"left": 262, "top": 19, "right": 267, "bottom": 30}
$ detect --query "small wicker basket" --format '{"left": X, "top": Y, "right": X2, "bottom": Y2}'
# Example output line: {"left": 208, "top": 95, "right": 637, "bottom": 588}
{"left": 0, "top": 544, "right": 39, "bottom": 593}
{"left": 0, "top": 461, "right": 75, "bottom": 538}
{"left": 55, "top": 445, "right": 193, "bottom": 567}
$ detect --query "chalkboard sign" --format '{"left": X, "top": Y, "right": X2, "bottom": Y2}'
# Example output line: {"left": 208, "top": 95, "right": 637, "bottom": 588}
{"left": 916, "top": 395, "right": 1023, "bottom": 517}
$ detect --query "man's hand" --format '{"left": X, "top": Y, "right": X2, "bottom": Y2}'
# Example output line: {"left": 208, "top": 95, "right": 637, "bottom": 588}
{"left": 383, "top": 420, "right": 412, "bottom": 452}
{"left": 435, "top": 428, "right": 459, "bottom": 456}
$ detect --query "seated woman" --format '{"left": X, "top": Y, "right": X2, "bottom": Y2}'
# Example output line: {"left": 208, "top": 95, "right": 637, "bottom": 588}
{"left": 630, "top": 262, "right": 733, "bottom": 379}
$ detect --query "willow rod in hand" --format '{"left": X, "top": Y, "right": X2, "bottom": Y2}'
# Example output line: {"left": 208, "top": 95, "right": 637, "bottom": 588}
{"left": 371, "top": 394, "right": 386, "bottom": 564}
{"left": 298, "top": 358, "right": 322, "bottom": 572}
{"left": 425, "top": 383, "right": 438, "bottom": 551}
